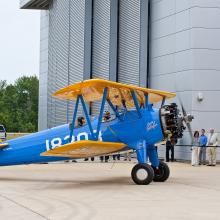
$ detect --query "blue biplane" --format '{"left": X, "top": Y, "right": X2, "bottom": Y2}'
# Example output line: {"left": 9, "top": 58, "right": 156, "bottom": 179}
{"left": 0, "top": 79, "right": 193, "bottom": 185}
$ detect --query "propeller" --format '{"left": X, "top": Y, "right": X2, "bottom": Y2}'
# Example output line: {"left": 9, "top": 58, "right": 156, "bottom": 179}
{"left": 177, "top": 95, "right": 194, "bottom": 144}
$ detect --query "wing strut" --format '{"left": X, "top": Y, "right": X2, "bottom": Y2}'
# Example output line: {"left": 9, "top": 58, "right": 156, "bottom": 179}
{"left": 161, "top": 97, "right": 166, "bottom": 107}
{"left": 79, "top": 95, "right": 95, "bottom": 140}
{"left": 69, "top": 95, "right": 80, "bottom": 142}
{"left": 145, "top": 94, "right": 149, "bottom": 108}
{"left": 69, "top": 94, "right": 95, "bottom": 142}
{"left": 131, "top": 91, "right": 142, "bottom": 118}
{"left": 107, "top": 99, "right": 122, "bottom": 121}
{"left": 69, "top": 87, "right": 109, "bottom": 142}
{"left": 96, "top": 87, "right": 108, "bottom": 139}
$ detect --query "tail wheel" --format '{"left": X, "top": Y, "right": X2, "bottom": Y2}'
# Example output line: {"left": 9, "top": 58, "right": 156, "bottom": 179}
{"left": 131, "top": 163, "right": 154, "bottom": 185}
{"left": 152, "top": 161, "right": 170, "bottom": 182}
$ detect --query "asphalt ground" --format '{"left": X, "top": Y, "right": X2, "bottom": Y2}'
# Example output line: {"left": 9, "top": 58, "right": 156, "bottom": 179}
{"left": 0, "top": 160, "right": 220, "bottom": 220}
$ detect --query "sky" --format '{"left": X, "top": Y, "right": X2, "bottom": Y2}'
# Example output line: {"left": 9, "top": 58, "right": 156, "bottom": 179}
{"left": 0, "top": 1, "right": 40, "bottom": 84}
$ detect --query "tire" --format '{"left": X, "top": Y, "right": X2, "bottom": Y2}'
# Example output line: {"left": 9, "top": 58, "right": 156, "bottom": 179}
{"left": 131, "top": 163, "right": 154, "bottom": 185}
{"left": 152, "top": 161, "right": 170, "bottom": 182}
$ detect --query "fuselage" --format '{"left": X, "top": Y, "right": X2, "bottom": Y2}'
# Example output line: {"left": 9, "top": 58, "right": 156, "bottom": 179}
{"left": 0, "top": 108, "right": 164, "bottom": 166}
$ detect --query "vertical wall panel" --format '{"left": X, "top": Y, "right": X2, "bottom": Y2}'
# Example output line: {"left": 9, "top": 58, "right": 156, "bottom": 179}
{"left": 47, "top": 0, "right": 86, "bottom": 127}
{"left": 54, "top": 0, "right": 69, "bottom": 126}
{"left": 48, "top": 0, "right": 69, "bottom": 127}
{"left": 92, "top": 0, "right": 110, "bottom": 80}
{"left": 139, "top": 0, "right": 149, "bottom": 88}
{"left": 83, "top": 0, "right": 93, "bottom": 80}
{"left": 69, "top": 0, "right": 85, "bottom": 83}
{"left": 92, "top": 0, "right": 111, "bottom": 115}
{"left": 109, "top": 0, "right": 119, "bottom": 82}
{"left": 68, "top": 0, "right": 85, "bottom": 121}
{"left": 38, "top": 11, "right": 49, "bottom": 131}
{"left": 118, "top": 0, "right": 140, "bottom": 86}
{"left": 48, "top": 0, "right": 57, "bottom": 128}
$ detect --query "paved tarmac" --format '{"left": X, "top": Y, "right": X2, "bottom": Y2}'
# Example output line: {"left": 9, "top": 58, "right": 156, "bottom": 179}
{"left": 0, "top": 161, "right": 220, "bottom": 220}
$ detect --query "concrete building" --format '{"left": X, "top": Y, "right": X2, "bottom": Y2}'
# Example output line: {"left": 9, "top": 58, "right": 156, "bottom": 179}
{"left": 20, "top": 0, "right": 220, "bottom": 160}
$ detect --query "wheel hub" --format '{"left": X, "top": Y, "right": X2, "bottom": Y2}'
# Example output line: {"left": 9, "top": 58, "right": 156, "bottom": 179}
{"left": 136, "top": 168, "right": 148, "bottom": 180}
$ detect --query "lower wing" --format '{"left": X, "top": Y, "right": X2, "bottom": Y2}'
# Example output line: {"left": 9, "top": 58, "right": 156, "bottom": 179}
{"left": 41, "top": 140, "right": 127, "bottom": 158}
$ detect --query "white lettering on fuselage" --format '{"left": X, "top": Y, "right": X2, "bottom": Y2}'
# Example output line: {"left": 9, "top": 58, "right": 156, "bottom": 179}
{"left": 45, "top": 130, "right": 102, "bottom": 151}
{"left": 146, "top": 121, "right": 157, "bottom": 131}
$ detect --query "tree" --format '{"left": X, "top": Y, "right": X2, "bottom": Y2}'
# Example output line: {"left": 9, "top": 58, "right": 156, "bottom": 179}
{"left": 0, "top": 76, "right": 39, "bottom": 132}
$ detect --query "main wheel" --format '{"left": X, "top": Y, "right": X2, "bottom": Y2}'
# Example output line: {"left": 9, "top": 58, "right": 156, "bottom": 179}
{"left": 131, "top": 164, "right": 154, "bottom": 185}
{"left": 152, "top": 161, "right": 170, "bottom": 182}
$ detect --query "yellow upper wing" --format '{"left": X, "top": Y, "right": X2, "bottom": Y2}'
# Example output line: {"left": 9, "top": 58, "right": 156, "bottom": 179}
{"left": 53, "top": 79, "right": 175, "bottom": 108}
{"left": 41, "top": 140, "right": 127, "bottom": 158}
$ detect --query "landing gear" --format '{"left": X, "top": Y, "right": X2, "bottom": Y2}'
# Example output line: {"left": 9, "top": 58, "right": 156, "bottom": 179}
{"left": 152, "top": 161, "right": 170, "bottom": 182}
{"left": 132, "top": 142, "right": 169, "bottom": 185}
{"left": 131, "top": 164, "right": 154, "bottom": 185}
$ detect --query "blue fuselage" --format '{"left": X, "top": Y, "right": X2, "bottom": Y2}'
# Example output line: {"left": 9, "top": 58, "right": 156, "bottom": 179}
{"left": 0, "top": 108, "right": 164, "bottom": 166}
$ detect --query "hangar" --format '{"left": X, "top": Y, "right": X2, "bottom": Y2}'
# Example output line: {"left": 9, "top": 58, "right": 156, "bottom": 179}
{"left": 20, "top": 0, "right": 220, "bottom": 160}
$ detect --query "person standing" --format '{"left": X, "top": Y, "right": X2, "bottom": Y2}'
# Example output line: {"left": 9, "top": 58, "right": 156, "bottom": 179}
{"left": 199, "top": 129, "right": 208, "bottom": 165}
{"left": 207, "top": 128, "right": 219, "bottom": 166}
{"left": 113, "top": 154, "right": 120, "bottom": 161}
{"left": 191, "top": 131, "right": 200, "bottom": 166}
{"left": 166, "top": 137, "right": 176, "bottom": 162}
{"left": 124, "top": 152, "right": 131, "bottom": 161}
{"left": 100, "top": 155, "right": 109, "bottom": 162}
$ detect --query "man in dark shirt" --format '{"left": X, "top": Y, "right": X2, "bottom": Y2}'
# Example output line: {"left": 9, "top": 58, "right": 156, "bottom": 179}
{"left": 166, "top": 137, "right": 176, "bottom": 162}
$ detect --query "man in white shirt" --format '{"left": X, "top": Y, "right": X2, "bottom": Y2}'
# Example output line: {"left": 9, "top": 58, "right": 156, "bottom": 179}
{"left": 206, "top": 128, "right": 219, "bottom": 166}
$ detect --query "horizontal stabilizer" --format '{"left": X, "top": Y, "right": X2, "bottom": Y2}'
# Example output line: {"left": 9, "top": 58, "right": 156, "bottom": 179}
{"left": 0, "top": 143, "right": 9, "bottom": 149}
{"left": 41, "top": 140, "right": 127, "bottom": 158}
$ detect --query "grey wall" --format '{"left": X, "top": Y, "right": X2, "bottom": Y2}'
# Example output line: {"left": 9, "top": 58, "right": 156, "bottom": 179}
{"left": 38, "top": 11, "right": 49, "bottom": 131}
{"left": 118, "top": 0, "right": 140, "bottom": 85}
{"left": 47, "top": 0, "right": 85, "bottom": 128}
{"left": 91, "top": 0, "right": 111, "bottom": 115}
{"left": 150, "top": 0, "right": 220, "bottom": 160}
{"left": 37, "top": 0, "right": 150, "bottom": 128}
{"left": 92, "top": 0, "right": 110, "bottom": 80}
{"left": 25, "top": 0, "right": 220, "bottom": 161}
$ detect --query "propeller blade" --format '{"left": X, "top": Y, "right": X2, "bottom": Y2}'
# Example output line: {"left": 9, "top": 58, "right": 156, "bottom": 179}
{"left": 185, "top": 120, "right": 193, "bottom": 143}
{"left": 174, "top": 77, "right": 187, "bottom": 117}
{"left": 177, "top": 95, "right": 187, "bottom": 117}
{"left": 174, "top": 77, "right": 194, "bottom": 143}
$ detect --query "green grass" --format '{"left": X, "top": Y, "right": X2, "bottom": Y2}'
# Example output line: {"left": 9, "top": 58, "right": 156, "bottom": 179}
{"left": 7, "top": 133, "right": 30, "bottom": 140}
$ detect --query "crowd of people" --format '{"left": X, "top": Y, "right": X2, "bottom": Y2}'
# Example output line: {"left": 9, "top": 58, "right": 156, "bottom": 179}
{"left": 166, "top": 128, "right": 219, "bottom": 166}
{"left": 192, "top": 128, "right": 219, "bottom": 166}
